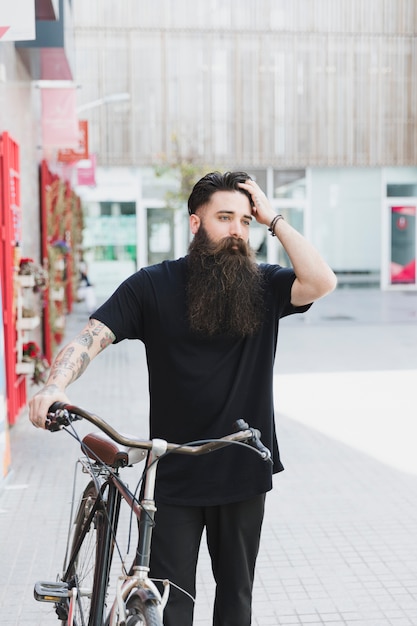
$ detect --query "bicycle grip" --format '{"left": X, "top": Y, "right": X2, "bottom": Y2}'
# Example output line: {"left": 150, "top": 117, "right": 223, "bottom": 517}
{"left": 46, "top": 402, "right": 72, "bottom": 431}
{"left": 48, "top": 401, "right": 69, "bottom": 413}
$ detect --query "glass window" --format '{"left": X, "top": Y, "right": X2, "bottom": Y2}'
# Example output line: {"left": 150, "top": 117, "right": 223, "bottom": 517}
{"left": 387, "top": 184, "right": 417, "bottom": 197}
{"left": 120, "top": 202, "right": 136, "bottom": 215}
{"left": 147, "top": 208, "right": 174, "bottom": 265}
{"left": 250, "top": 221, "right": 267, "bottom": 263}
{"left": 273, "top": 170, "right": 306, "bottom": 199}
{"left": 100, "top": 202, "right": 112, "bottom": 216}
{"left": 84, "top": 209, "right": 137, "bottom": 263}
{"left": 246, "top": 169, "right": 267, "bottom": 191}
{"left": 274, "top": 207, "right": 305, "bottom": 267}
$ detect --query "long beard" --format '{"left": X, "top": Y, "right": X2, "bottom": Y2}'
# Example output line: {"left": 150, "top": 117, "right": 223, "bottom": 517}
{"left": 186, "top": 226, "right": 265, "bottom": 337}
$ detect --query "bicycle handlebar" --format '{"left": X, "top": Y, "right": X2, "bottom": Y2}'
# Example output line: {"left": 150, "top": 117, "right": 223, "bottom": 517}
{"left": 46, "top": 402, "right": 272, "bottom": 463}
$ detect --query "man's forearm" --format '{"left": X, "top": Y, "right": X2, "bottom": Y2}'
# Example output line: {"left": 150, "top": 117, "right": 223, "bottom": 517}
{"left": 274, "top": 219, "right": 334, "bottom": 278}
{"left": 29, "top": 319, "right": 115, "bottom": 428}
{"left": 46, "top": 343, "right": 91, "bottom": 390}
{"left": 45, "top": 319, "right": 115, "bottom": 391}
{"left": 273, "top": 218, "right": 337, "bottom": 303}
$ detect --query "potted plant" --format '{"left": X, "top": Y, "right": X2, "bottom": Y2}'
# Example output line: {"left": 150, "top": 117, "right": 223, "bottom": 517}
{"left": 21, "top": 341, "right": 50, "bottom": 386}
{"left": 18, "top": 258, "right": 48, "bottom": 292}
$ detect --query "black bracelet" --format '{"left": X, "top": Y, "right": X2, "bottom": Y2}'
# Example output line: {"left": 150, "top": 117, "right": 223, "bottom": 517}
{"left": 268, "top": 214, "right": 284, "bottom": 236}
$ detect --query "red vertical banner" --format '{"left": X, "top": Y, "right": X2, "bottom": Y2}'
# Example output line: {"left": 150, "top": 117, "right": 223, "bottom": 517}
{"left": 0, "top": 132, "right": 27, "bottom": 425}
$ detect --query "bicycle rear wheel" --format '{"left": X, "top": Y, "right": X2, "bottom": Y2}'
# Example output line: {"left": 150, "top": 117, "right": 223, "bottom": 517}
{"left": 59, "top": 480, "right": 104, "bottom": 626}
{"left": 125, "top": 593, "right": 163, "bottom": 626}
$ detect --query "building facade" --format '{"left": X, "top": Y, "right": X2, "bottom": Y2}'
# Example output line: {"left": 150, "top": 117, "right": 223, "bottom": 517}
{"left": 72, "top": 0, "right": 417, "bottom": 292}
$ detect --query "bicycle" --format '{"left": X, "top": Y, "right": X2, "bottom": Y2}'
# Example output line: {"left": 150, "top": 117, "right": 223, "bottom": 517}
{"left": 33, "top": 402, "right": 272, "bottom": 626}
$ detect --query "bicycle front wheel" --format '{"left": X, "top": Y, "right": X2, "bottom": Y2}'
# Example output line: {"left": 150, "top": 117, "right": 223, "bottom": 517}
{"left": 61, "top": 480, "right": 104, "bottom": 626}
{"left": 125, "top": 593, "right": 163, "bottom": 626}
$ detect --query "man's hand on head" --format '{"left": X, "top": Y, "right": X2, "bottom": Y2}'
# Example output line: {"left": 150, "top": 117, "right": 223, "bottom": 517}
{"left": 237, "top": 180, "right": 275, "bottom": 227}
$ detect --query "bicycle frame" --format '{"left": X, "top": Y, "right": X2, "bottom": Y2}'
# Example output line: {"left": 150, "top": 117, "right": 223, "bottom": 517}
{"left": 66, "top": 438, "right": 169, "bottom": 626}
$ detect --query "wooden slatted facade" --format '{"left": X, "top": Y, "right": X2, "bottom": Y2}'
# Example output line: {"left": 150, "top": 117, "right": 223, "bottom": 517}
{"left": 73, "top": 0, "right": 417, "bottom": 168}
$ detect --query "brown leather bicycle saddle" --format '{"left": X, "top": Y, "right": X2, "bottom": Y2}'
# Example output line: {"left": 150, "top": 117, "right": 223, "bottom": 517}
{"left": 82, "top": 431, "right": 147, "bottom": 468}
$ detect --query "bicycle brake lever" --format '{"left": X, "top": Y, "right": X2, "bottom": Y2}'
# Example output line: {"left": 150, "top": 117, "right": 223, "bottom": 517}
{"left": 46, "top": 409, "right": 69, "bottom": 431}
{"left": 248, "top": 430, "right": 273, "bottom": 464}
{"left": 46, "top": 403, "right": 79, "bottom": 431}
{"left": 233, "top": 419, "right": 273, "bottom": 464}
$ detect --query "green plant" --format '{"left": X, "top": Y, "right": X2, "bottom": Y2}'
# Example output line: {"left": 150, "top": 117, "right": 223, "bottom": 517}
{"left": 155, "top": 135, "right": 219, "bottom": 209}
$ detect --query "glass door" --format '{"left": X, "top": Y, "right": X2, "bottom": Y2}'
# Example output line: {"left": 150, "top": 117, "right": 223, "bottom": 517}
{"left": 147, "top": 208, "right": 175, "bottom": 266}
{"left": 389, "top": 205, "right": 416, "bottom": 286}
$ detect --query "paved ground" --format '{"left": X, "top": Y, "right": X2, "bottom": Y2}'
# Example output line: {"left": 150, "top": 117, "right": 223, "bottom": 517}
{"left": 1, "top": 286, "right": 417, "bottom": 625}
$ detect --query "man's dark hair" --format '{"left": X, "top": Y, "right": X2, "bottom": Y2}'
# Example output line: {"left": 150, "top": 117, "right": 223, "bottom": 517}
{"left": 188, "top": 171, "right": 253, "bottom": 215}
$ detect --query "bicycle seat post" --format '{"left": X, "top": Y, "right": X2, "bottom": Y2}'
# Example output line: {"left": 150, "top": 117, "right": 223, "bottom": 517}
{"left": 135, "top": 439, "right": 168, "bottom": 577}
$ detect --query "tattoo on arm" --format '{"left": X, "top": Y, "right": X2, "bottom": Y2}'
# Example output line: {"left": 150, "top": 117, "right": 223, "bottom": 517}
{"left": 75, "top": 330, "right": 94, "bottom": 349}
{"left": 88, "top": 319, "right": 116, "bottom": 349}
{"left": 51, "top": 347, "right": 76, "bottom": 382}
{"left": 48, "top": 321, "right": 114, "bottom": 387}
{"left": 100, "top": 331, "right": 115, "bottom": 350}
{"left": 77, "top": 352, "right": 90, "bottom": 378}
{"left": 50, "top": 346, "right": 91, "bottom": 385}
{"left": 89, "top": 319, "right": 106, "bottom": 335}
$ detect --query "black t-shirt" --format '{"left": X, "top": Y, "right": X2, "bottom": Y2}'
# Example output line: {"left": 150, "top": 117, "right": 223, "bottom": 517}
{"left": 92, "top": 257, "right": 311, "bottom": 505}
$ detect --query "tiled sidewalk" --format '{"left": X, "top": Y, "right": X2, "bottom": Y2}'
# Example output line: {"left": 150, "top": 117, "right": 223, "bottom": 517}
{"left": 1, "top": 288, "right": 417, "bottom": 625}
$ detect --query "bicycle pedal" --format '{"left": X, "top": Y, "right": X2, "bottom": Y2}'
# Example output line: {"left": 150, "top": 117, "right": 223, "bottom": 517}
{"left": 34, "top": 581, "right": 70, "bottom": 602}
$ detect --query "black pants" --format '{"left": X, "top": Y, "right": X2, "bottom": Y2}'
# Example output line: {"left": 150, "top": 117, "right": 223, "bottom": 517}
{"left": 149, "top": 493, "right": 266, "bottom": 626}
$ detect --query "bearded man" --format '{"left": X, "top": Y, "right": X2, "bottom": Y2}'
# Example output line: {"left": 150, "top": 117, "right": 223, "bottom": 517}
{"left": 29, "top": 172, "right": 337, "bottom": 626}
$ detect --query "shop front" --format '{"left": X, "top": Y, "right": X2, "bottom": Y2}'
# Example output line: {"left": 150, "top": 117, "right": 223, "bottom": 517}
{"left": 1, "top": 132, "right": 84, "bottom": 431}
{"left": 381, "top": 169, "right": 417, "bottom": 291}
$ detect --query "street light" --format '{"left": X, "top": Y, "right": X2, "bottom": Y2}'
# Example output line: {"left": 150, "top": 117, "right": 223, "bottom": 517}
{"left": 76, "top": 92, "right": 130, "bottom": 113}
